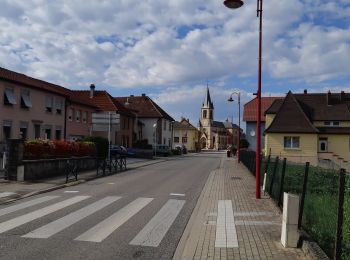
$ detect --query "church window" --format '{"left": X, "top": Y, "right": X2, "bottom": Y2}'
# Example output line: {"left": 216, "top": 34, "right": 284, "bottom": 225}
{"left": 209, "top": 111, "right": 212, "bottom": 119}
{"left": 203, "top": 110, "right": 207, "bottom": 119}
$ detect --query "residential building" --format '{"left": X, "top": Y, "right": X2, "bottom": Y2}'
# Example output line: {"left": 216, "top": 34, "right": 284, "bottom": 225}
{"left": 65, "top": 88, "right": 99, "bottom": 141}
{"left": 0, "top": 67, "right": 68, "bottom": 142}
{"left": 72, "top": 86, "right": 136, "bottom": 147}
{"left": 243, "top": 96, "right": 283, "bottom": 151}
{"left": 265, "top": 90, "right": 350, "bottom": 170}
{"left": 198, "top": 87, "right": 240, "bottom": 150}
{"left": 114, "top": 94, "right": 174, "bottom": 147}
{"left": 173, "top": 118, "right": 200, "bottom": 151}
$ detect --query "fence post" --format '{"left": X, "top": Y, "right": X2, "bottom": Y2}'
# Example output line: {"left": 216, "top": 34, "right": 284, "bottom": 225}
{"left": 334, "top": 168, "right": 346, "bottom": 260}
{"left": 264, "top": 154, "right": 271, "bottom": 175}
{"left": 298, "top": 162, "right": 310, "bottom": 229}
{"left": 269, "top": 156, "right": 279, "bottom": 195}
{"left": 278, "top": 158, "right": 287, "bottom": 207}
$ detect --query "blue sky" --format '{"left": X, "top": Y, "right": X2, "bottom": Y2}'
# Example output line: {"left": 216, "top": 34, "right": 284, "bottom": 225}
{"left": 1, "top": 0, "right": 350, "bottom": 128}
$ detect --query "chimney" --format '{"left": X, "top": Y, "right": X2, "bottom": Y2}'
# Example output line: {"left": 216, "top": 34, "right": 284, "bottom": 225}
{"left": 327, "top": 90, "right": 332, "bottom": 106}
{"left": 130, "top": 95, "right": 134, "bottom": 97}
{"left": 341, "top": 91, "right": 345, "bottom": 102}
{"left": 304, "top": 89, "right": 307, "bottom": 94}
{"left": 90, "top": 84, "right": 95, "bottom": 98}
{"left": 141, "top": 93, "right": 146, "bottom": 97}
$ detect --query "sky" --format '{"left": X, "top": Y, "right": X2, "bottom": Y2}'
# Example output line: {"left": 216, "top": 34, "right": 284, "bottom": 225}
{"left": 1, "top": 0, "right": 350, "bottom": 129}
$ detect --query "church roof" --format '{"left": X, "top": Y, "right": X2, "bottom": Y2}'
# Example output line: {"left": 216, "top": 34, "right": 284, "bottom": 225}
{"left": 212, "top": 121, "right": 225, "bottom": 128}
{"left": 202, "top": 86, "right": 214, "bottom": 109}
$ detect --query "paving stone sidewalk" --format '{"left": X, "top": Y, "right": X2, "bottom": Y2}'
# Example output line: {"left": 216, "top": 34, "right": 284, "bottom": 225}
{"left": 175, "top": 157, "right": 308, "bottom": 260}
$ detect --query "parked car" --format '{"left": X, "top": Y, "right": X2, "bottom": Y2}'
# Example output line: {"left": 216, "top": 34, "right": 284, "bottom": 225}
{"left": 110, "top": 145, "right": 127, "bottom": 155}
{"left": 153, "top": 144, "right": 170, "bottom": 156}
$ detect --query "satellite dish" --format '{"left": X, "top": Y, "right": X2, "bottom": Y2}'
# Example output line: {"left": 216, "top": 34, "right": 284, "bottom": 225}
{"left": 250, "top": 130, "right": 256, "bottom": 137}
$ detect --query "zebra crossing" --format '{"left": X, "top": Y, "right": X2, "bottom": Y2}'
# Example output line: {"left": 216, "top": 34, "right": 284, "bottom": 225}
{"left": 0, "top": 195, "right": 185, "bottom": 247}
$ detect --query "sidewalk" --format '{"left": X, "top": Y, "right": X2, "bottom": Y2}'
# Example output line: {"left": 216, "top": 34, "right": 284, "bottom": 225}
{"left": 0, "top": 158, "right": 166, "bottom": 204}
{"left": 175, "top": 157, "right": 308, "bottom": 260}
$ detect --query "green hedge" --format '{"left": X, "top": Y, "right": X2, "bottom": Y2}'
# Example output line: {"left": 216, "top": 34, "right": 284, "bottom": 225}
{"left": 82, "top": 136, "right": 108, "bottom": 158}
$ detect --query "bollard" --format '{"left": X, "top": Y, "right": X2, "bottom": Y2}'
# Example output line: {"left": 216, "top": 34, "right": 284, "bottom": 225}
{"left": 262, "top": 172, "right": 267, "bottom": 193}
{"left": 281, "top": 192, "right": 300, "bottom": 248}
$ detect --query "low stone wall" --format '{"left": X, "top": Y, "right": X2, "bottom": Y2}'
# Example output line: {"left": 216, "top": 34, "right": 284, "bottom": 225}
{"left": 22, "top": 157, "right": 97, "bottom": 181}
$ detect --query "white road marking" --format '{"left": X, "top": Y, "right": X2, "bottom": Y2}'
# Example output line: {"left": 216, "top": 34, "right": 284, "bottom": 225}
{"left": 215, "top": 200, "right": 238, "bottom": 248}
{"left": 234, "top": 211, "right": 273, "bottom": 217}
{"left": 0, "top": 196, "right": 59, "bottom": 217}
{"left": 23, "top": 196, "right": 121, "bottom": 239}
{"left": 235, "top": 220, "right": 281, "bottom": 226}
{"left": 130, "top": 199, "right": 185, "bottom": 247}
{"left": 169, "top": 193, "right": 185, "bottom": 197}
{"left": 75, "top": 197, "right": 153, "bottom": 242}
{"left": 64, "top": 191, "right": 79, "bottom": 193}
{"left": 107, "top": 183, "right": 115, "bottom": 185}
{"left": 0, "top": 196, "right": 89, "bottom": 234}
{"left": 0, "top": 192, "right": 17, "bottom": 198}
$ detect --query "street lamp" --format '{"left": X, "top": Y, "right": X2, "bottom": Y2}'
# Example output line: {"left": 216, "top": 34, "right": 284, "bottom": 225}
{"left": 228, "top": 92, "right": 241, "bottom": 163}
{"left": 224, "top": 0, "right": 263, "bottom": 199}
{"left": 153, "top": 122, "right": 157, "bottom": 157}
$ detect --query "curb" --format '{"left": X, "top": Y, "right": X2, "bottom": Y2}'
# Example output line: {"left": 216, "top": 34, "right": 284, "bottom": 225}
{"left": 0, "top": 159, "right": 167, "bottom": 206}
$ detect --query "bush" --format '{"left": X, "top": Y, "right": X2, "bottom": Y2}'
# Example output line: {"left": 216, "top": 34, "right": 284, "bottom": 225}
{"left": 24, "top": 140, "right": 95, "bottom": 159}
{"left": 82, "top": 136, "right": 108, "bottom": 157}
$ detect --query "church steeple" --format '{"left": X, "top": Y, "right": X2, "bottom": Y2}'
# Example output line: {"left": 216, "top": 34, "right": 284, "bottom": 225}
{"left": 202, "top": 84, "right": 214, "bottom": 109}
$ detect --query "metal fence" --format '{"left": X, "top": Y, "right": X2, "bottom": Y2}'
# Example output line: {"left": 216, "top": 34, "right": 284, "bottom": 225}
{"left": 240, "top": 150, "right": 350, "bottom": 259}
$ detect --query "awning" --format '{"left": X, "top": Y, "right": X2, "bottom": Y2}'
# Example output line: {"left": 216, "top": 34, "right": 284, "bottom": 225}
{"left": 21, "top": 92, "right": 32, "bottom": 108}
{"left": 4, "top": 89, "right": 17, "bottom": 105}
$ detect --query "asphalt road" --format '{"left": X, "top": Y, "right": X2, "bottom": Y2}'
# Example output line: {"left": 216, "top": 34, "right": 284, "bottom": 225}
{"left": 0, "top": 152, "right": 222, "bottom": 260}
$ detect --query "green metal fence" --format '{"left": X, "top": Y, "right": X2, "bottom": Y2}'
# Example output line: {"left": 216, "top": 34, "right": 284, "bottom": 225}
{"left": 239, "top": 150, "right": 350, "bottom": 259}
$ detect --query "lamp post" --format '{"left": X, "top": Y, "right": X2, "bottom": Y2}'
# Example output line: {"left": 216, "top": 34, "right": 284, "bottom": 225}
{"left": 153, "top": 122, "right": 157, "bottom": 157}
{"left": 228, "top": 92, "right": 241, "bottom": 163}
{"left": 224, "top": 0, "right": 263, "bottom": 199}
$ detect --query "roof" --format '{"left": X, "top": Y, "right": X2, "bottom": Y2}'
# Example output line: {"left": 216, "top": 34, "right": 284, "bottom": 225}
{"left": 72, "top": 90, "right": 135, "bottom": 117}
{"left": 212, "top": 121, "right": 225, "bottom": 128}
{"left": 114, "top": 95, "right": 174, "bottom": 121}
{"left": 223, "top": 120, "right": 239, "bottom": 129}
{"left": 243, "top": 97, "right": 283, "bottom": 122}
{"left": 202, "top": 86, "right": 214, "bottom": 109}
{"left": 173, "top": 119, "right": 197, "bottom": 130}
{"left": 0, "top": 67, "right": 69, "bottom": 97}
{"left": 265, "top": 91, "right": 319, "bottom": 133}
{"left": 317, "top": 127, "right": 350, "bottom": 135}
{"left": 266, "top": 92, "right": 350, "bottom": 121}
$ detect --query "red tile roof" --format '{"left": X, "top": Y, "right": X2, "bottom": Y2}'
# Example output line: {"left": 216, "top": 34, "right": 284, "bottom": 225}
{"left": 243, "top": 97, "right": 283, "bottom": 122}
{"left": 114, "top": 95, "right": 174, "bottom": 121}
{"left": 0, "top": 67, "right": 69, "bottom": 96}
{"left": 72, "top": 90, "right": 135, "bottom": 117}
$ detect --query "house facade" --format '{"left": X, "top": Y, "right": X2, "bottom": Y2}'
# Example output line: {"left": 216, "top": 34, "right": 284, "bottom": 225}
{"left": 0, "top": 67, "right": 67, "bottom": 142}
{"left": 243, "top": 97, "right": 282, "bottom": 151}
{"left": 173, "top": 118, "right": 199, "bottom": 151}
{"left": 265, "top": 91, "right": 350, "bottom": 170}
{"left": 199, "top": 87, "right": 240, "bottom": 150}
{"left": 115, "top": 94, "right": 174, "bottom": 148}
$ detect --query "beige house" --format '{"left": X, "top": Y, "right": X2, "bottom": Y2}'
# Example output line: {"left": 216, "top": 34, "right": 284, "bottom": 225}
{"left": 173, "top": 118, "right": 199, "bottom": 152}
{"left": 0, "top": 67, "right": 68, "bottom": 142}
{"left": 265, "top": 90, "right": 350, "bottom": 170}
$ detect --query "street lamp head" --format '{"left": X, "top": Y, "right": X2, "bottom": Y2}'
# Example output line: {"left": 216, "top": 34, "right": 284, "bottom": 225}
{"left": 223, "top": 0, "right": 244, "bottom": 9}
{"left": 227, "top": 97, "right": 234, "bottom": 102}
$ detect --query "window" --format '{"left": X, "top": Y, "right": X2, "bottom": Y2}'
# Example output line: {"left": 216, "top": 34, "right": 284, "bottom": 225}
{"left": 21, "top": 89, "right": 32, "bottom": 108}
{"left": 19, "top": 122, "right": 28, "bottom": 139}
{"left": 55, "top": 126, "right": 62, "bottom": 140}
{"left": 45, "top": 96, "right": 53, "bottom": 112}
{"left": 44, "top": 126, "right": 52, "bottom": 140}
{"left": 82, "top": 111, "right": 87, "bottom": 123}
{"left": 284, "top": 136, "right": 300, "bottom": 149}
{"left": 34, "top": 124, "right": 41, "bottom": 139}
{"left": 2, "top": 121, "right": 12, "bottom": 140}
{"left": 127, "top": 118, "right": 130, "bottom": 129}
{"left": 182, "top": 137, "right": 188, "bottom": 143}
{"left": 209, "top": 110, "right": 213, "bottom": 119}
{"left": 203, "top": 110, "right": 207, "bottom": 119}
{"left": 324, "top": 121, "right": 340, "bottom": 127}
{"left": 76, "top": 110, "right": 81, "bottom": 122}
{"left": 164, "top": 121, "right": 166, "bottom": 130}
{"left": 55, "top": 98, "right": 63, "bottom": 114}
{"left": 174, "top": 137, "right": 179, "bottom": 143}
{"left": 4, "top": 88, "right": 17, "bottom": 106}
{"left": 68, "top": 108, "right": 73, "bottom": 121}
{"left": 168, "top": 138, "right": 171, "bottom": 147}
{"left": 164, "top": 138, "right": 166, "bottom": 144}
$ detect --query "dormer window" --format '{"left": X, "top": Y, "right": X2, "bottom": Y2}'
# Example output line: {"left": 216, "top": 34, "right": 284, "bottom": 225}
{"left": 324, "top": 121, "right": 340, "bottom": 127}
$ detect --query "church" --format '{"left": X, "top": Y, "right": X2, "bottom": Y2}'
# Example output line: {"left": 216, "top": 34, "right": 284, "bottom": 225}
{"left": 198, "top": 87, "right": 240, "bottom": 150}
